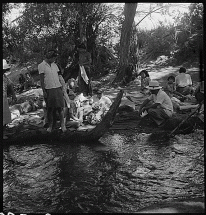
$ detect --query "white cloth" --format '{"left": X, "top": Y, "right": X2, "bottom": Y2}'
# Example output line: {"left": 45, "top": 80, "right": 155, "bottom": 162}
{"left": 38, "top": 60, "right": 62, "bottom": 89}
{"left": 92, "top": 95, "right": 112, "bottom": 114}
{"left": 59, "top": 75, "right": 70, "bottom": 108}
{"left": 175, "top": 73, "right": 192, "bottom": 87}
{"left": 80, "top": 65, "right": 89, "bottom": 84}
{"left": 148, "top": 89, "right": 173, "bottom": 115}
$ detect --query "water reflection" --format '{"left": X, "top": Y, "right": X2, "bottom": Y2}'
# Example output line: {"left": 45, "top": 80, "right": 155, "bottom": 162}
{"left": 3, "top": 131, "right": 204, "bottom": 213}
{"left": 4, "top": 144, "right": 61, "bottom": 213}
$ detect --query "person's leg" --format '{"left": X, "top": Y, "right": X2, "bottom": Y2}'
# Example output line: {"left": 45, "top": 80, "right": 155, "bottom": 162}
{"left": 47, "top": 107, "right": 53, "bottom": 132}
{"left": 148, "top": 107, "right": 169, "bottom": 126}
{"left": 43, "top": 107, "right": 49, "bottom": 128}
{"left": 57, "top": 107, "right": 66, "bottom": 132}
{"left": 63, "top": 106, "right": 68, "bottom": 125}
{"left": 66, "top": 120, "right": 80, "bottom": 128}
{"left": 182, "top": 86, "right": 191, "bottom": 95}
{"left": 52, "top": 109, "right": 57, "bottom": 129}
{"left": 176, "top": 87, "right": 184, "bottom": 95}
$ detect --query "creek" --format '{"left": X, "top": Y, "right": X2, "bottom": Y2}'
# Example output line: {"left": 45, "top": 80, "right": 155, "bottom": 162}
{"left": 3, "top": 130, "right": 204, "bottom": 213}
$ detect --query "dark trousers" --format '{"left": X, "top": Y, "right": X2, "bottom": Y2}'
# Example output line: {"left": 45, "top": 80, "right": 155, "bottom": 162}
{"left": 148, "top": 107, "right": 170, "bottom": 126}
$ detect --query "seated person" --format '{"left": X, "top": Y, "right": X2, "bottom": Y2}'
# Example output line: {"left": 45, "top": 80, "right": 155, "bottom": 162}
{"left": 18, "top": 73, "right": 26, "bottom": 93}
{"left": 164, "top": 75, "right": 188, "bottom": 109}
{"left": 66, "top": 91, "right": 83, "bottom": 128}
{"left": 175, "top": 67, "right": 194, "bottom": 96}
{"left": 92, "top": 89, "right": 112, "bottom": 114}
{"left": 87, "top": 89, "right": 112, "bottom": 125}
{"left": 139, "top": 81, "right": 173, "bottom": 127}
{"left": 66, "top": 78, "right": 79, "bottom": 94}
{"left": 139, "top": 70, "right": 151, "bottom": 94}
{"left": 24, "top": 72, "right": 35, "bottom": 90}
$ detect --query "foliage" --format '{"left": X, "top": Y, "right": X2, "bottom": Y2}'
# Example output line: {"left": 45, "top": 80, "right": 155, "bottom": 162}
{"left": 127, "top": 3, "right": 203, "bottom": 66}
{"left": 171, "top": 3, "right": 203, "bottom": 63}
{"left": 2, "top": 3, "right": 119, "bottom": 73}
{"left": 2, "top": 3, "right": 203, "bottom": 80}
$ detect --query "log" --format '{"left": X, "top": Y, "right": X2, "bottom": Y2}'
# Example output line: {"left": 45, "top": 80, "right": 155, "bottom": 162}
{"left": 3, "top": 90, "right": 123, "bottom": 146}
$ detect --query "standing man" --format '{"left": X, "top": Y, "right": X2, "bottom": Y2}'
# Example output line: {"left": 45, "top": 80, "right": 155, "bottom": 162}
{"left": 139, "top": 81, "right": 173, "bottom": 127}
{"left": 38, "top": 49, "right": 66, "bottom": 133}
{"left": 78, "top": 43, "right": 92, "bottom": 96}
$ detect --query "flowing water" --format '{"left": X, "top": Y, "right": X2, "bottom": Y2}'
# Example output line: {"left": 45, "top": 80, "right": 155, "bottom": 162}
{"left": 3, "top": 131, "right": 204, "bottom": 213}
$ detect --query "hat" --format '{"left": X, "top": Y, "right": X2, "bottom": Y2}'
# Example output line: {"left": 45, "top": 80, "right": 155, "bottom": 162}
{"left": 3, "top": 59, "right": 10, "bottom": 70}
{"left": 147, "top": 81, "right": 162, "bottom": 90}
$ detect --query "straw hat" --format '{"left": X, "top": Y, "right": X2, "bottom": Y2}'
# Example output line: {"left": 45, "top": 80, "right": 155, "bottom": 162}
{"left": 147, "top": 81, "right": 162, "bottom": 90}
{"left": 3, "top": 59, "right": 10, "bottom": 70}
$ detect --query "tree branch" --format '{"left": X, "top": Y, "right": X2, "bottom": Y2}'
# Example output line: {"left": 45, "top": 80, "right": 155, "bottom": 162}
{"left": 135, "top": 6, "right": 165, "bottom": 27}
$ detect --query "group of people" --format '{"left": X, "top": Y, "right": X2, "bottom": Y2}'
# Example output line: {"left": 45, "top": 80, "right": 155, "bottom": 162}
{"left": 3, "top": 44, "right": 203, "bottom": 137}
{"left": 38, "top": 45, "right": 112, "bottom": 133}
{"left": 138, "top": 67, "right": 203, "bottom": 127}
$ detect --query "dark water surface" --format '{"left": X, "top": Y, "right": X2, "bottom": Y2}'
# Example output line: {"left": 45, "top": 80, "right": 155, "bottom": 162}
{"left": 3, "top": 132, "right": 204, "bottom": 213}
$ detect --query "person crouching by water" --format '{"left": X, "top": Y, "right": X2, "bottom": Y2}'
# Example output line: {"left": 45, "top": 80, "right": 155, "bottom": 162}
{"left": 38, "top": 49, "right": 67, "bottom": 133}
{"left": 3, "top": 59, "right": 17, "bottom": 139}
{"left": 138, "top": 81, "right": 173, "bottom": 127}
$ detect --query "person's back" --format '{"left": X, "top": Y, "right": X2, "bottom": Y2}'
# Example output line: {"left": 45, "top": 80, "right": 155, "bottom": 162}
{"left": 175, "top": 67, "right": 193, "bottom": 96}
{"left": 175, "top": 73, "right": 192, "bottom": 87}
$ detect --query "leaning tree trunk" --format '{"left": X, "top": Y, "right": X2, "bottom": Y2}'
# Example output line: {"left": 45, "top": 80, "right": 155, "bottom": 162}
{"left": 113, "top": 3, "right": 137, "bottom": 83}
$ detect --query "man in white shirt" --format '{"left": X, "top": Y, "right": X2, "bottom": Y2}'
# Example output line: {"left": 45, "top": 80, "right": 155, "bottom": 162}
{"left": 139, "top": 81, "right": 173, "bottom": 127}
{"left": 175, "top": 67, "right": 194, "bottom": 95}
{"left": 38, "top": 49, "right": 66, "bottom": 133}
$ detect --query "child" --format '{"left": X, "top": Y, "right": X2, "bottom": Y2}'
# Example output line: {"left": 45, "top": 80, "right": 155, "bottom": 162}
{"left": 139, "top": 70, "right": 151, "bottom": 94}
{"left": 164, "top": 75, "right": 186, "bottom": 112}
{"left": 164, "top": 75, "right": 186, "bottom": 101}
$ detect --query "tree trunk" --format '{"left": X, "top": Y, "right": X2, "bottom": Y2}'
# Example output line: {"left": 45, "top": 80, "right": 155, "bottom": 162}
{"left": 78, "top": 3, "right": 87, "bottom": 44}
{"left": 113, "top": 3, "right": 137, "bottom": 83}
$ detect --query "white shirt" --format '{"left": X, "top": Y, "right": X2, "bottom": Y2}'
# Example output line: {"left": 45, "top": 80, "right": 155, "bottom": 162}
{"left": 175, "top": 73, "right": 192, "bottom": 87}
{"left": 38, "top": 60, "right": 62, "bottom": 89}
{"left": 148, "top": 89, "right": 173, "bottom": 115}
